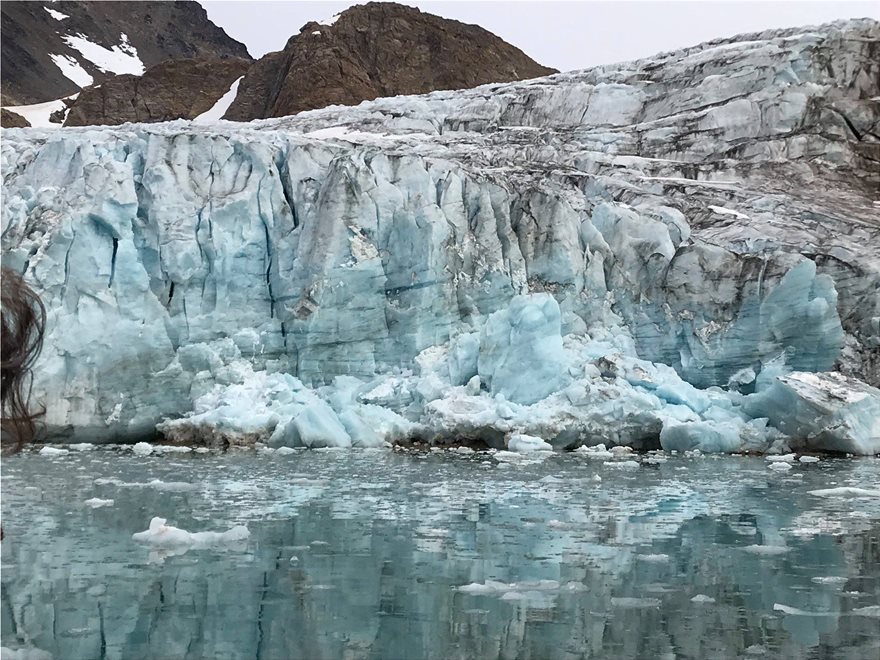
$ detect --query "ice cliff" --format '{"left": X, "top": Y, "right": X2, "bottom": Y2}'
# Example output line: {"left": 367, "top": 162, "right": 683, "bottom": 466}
{"left": 2, "top": 19, "right": 879, "bottom": 453}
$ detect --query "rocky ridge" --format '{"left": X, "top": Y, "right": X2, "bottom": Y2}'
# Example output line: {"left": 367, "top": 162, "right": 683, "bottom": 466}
{"left": 1, "top": 0, "right": 250, "bottom": 105}
{"left": 224, "top": 2, "right": 557, "bottom": 121}
{"left": 63, "top": 57, "right": 252, "bottom": 126}
{"left": 57, "top": 2, "right": 556, "bottom": 126}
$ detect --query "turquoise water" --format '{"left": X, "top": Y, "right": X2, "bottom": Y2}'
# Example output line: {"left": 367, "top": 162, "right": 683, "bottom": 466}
{"left": 2, "top": 447, "right": 879, "bottom": 659}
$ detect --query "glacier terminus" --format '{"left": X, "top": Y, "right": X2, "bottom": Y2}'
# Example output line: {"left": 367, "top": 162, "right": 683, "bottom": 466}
{"left": 2, "top": 19, "right": 879, "bottom": 454}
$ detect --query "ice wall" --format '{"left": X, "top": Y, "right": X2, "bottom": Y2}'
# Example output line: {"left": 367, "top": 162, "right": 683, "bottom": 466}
{"left": 2, "top": 19, "right": 878, "bottom": 452}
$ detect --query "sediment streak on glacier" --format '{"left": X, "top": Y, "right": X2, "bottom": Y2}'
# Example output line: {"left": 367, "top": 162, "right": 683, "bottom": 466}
{"left": 2, "top": 19, "right": 879, "bottom": 453}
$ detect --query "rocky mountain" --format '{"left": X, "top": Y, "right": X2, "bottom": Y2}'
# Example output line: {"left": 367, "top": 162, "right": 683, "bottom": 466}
{"left": 224, "top": 2, "right": 557, "bottom": 120}
{"left": 64, "top": 57, "right": 251, "bottom": 126}
{"left": 1, "top": 107, "right": 29, "bottom": 127}
{"left": 56, "top": 2, "right": 556, "bottom": 127}
{"left": 0, "top": 0, "right": 250, "bottom": 106}
{"left": 2, "top": 19, "right": 878, "bottom": 453}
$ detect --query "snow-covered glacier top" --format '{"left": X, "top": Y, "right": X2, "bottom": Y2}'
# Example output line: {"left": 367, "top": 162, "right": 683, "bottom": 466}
{"left": 2, "top": 19, "right": 878, "bottom": 453}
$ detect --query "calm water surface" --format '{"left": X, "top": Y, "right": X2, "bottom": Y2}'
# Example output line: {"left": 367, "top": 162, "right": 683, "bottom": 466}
{"left": 2, "top": 447, "right": 879, "bottom": 660}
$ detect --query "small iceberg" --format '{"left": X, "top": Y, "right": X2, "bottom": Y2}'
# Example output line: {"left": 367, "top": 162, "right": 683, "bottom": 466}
{"left": 84, "top": 498, "right": 114, "bottom": 508}
{"left": 132, "top": 517, "right": 250, "bottom": 549}
{"left": 38, "top": 446, "right": 68, "bottom": 456}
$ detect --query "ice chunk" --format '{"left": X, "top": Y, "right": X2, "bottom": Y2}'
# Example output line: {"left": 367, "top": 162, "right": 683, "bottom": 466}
{"left": 84, "top": 498, "right": 114, "bottom": 508}
{"left": 448, "top": 333, "right": 479, "bottom": 385}
{"left": 742, "top": 545, "right": 790, "bottom": 556}
{"left": 611, "top": 597, "right": 662, "bottom": 608}
{"left": 131, "top": 442, "right": 153, "bottom": 456}
{"left": 808, "top": 487, "right": 880, "bottom": 498}
{"left": 507, "top": 433, "right": 552, "bottom": 453}
{"left": 272, "top": 400, "right": 352, "bottom": 448}
{"left": 660, "top": 420, "right": 742, "bottom": 453}
{"left": 773, "top": 603, "right": 835, "bottom": 616}
{"left": 132, "top": 517, "right": 249, "bottom": 548}
{"left": 478, "top": 294, "right": 568, "bottom": 405}
{"left": 38, "top": 446, "right": 69, "bottom": 456}
{"left": 637, "top": 554, "right": 670, "bottom": 563}
{"left": 745, "top": 371, "right": 880, "bottom": 455}
{"left": 0, "top": 647, "right": 53, "bottom": 660}
{"left": 604, "top": 459, "right": 640, "bottom": 469}
{"left": 68, "top": 443, "right": 96, "bottom": 451}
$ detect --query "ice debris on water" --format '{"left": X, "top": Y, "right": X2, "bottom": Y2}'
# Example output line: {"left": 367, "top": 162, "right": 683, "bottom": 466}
{"left": 637, "top": 554, "right": 670, "bottom": 563}
{"left": 507, "top": 433, "right": 552, "bottom": 453}
{"left": 38, "top": 446, "right": 68, "bottom": 456}
{"left": 84, "top": 498, "right": 114, "bottom": 508}
{"left": 743, "top": 545, "right": 790, "bottom": 556}
{"left": 773, "top": 603, "right": 835, "bottom": 617}
{"left": 611, "top": 597, "right": 662, "bottom": 609}
{"left": 807, "top": 487, "right": 880, "bottom": 498}
{"left": 456, "top": 579, "right": 581, "bottom": 596}
{"left": 132, "top": 517, "right": 249, "bottom": 548}
{"left": 131, "top": 442, "right": 153, "bottom": 456}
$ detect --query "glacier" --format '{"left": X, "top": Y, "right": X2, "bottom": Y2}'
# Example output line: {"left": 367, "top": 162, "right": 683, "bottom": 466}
{"left": 1, "top": 19, "right": 879, "bottom": 453}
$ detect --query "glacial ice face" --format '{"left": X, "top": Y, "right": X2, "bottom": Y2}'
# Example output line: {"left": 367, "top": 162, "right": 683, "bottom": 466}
{"left": 1, "top": 19, "right": 879, "bottom": 453}
{"left": 478, "top": 294, "right": 567, "bottom": 405}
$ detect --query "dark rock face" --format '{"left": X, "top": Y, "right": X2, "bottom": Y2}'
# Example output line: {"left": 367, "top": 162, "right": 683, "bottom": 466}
{"left": 224, "top": 1, "right": 556, "bottom": 120}
{"left": 64, "top": 57, "right": 251, "bottom": 126}
{"left": 0, "top": 108, "right": 29, "bottom": 127}
{"left": 1, "top": 0, "right": 250, "bottom": 105}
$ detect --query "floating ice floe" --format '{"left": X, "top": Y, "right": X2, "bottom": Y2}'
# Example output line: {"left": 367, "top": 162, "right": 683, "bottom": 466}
{"left": 807, "top": 487, "right": 880, "bottom": 498}
{"left": 457, "top": 579, "right": 582, "bottom": 596}
{"left": 852, "top": 605, "right": 880, "bottom": 617}
{"left": 611, "top": 597, "right": 662, "bottom": 608}
{"left": 773, "top": 603, "right": 835, "bottom": 616}
{"left": 131, "top": 442, "right": 153, "bottom": 456}
{"left": 743, "top": 545, "right": 790, "bottom": 556}
{"left": 84, "top": 498, "right": 114, "bottom": 508}
{"left": 507, "top": 433, "right": 552, "bottom": 453}
{"left": 38, "top": 446, "right": 68, "bottom": 456}
{"left": 132, "top": 517, "right": 249, "bottom": 549}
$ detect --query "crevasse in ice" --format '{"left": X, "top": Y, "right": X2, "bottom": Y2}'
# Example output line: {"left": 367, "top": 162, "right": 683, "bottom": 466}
{"left": 2, "top": 19, "right": 878, "bottom": 453}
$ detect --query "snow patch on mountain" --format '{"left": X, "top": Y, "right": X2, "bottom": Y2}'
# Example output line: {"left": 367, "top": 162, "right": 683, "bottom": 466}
{"left": 61, "top": 32, "right": 144, "bottom": 76}
{"left": 3, "top": 93, "right": 78, "bottom": 127}
{"left": 49, "top": 53, "right": 94, "bottom": 87}
{"left": 194, "top": 76, "right": 243, "bottom": 123}
{"left": 44, "top": 7, "right": 69, "bottom": 21}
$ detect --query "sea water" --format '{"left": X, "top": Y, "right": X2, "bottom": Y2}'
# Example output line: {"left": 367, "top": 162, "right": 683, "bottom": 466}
{"left": 2, "top": 447, "right": 878, "bottom": 659}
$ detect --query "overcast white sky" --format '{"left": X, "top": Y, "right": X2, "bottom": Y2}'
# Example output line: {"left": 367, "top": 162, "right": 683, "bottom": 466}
{"left": 202, "top": 1, "right": 880, "bottom": 71}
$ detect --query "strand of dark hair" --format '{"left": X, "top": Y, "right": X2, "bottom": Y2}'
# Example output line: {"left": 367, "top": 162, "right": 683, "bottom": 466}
{"left": 1, "top": 267, "right": 46, "bottom": 452}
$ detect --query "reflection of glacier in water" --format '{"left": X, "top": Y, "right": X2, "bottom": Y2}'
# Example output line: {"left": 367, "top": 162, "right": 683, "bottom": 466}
{"left": 2, "top": 448, "right": 879, "bottom": 659}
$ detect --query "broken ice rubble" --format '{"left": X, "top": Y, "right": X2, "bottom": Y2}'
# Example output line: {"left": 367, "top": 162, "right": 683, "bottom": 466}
{"left": 132, "top": 517, "right": 250, "bottom": 549}
{"left": 159, "top": 293, "right": 879, "bottom": 454}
